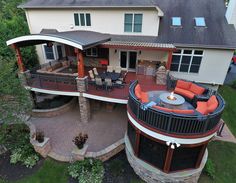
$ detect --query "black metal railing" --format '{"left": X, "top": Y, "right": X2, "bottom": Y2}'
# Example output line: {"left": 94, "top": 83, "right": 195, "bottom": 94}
{"left": 128, "top": 80, "right": 225, "bottom": 135}
{"left": 26, "top": 73, "right": 77, "bottom": 92}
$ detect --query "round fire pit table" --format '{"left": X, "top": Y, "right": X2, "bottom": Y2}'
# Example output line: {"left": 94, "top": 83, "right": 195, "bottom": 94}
{"left": 159, "top": 92, "right": 185, "bottom": 106}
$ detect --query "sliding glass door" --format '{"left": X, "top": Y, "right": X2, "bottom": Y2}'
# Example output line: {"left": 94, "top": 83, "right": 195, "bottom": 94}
{"left": 120, "top": 51, "right": 137, "bottom": 71}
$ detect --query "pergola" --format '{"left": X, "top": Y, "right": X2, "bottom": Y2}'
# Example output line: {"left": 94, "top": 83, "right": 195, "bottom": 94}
{"left": 6, "top": 30, "right": 111, "bottom": 78}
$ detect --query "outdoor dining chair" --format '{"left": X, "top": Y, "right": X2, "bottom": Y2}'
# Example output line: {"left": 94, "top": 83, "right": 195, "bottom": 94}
{"left": 93, "top": 67, "right": 99, "bottom": 76}
{"left": 107, "top": 66, "right": 114, "bottom": 73}
{"left": 95, "top": 77, "right": 104, "bottom": 90}
{"left": 114, "top": 66, "right": 122, "bottom": 74}
{"left": 88, "top": 70, "right": 95, "bottom": 81}
{"left": 105, "top": 78, "right": 113, "bottom": 91}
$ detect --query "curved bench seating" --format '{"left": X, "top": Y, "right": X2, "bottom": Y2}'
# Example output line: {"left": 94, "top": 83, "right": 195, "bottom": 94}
{"left": 196, "top": 95, "right": 218, "bottom": 115}
{"left": 174, "top": 80, "right": 206, "bottom": 100}
{"left": 135, "top": 84, "right": 149, "bottom": 103}
{"left": 152, "top": 106, "right": 195, "bottom": 115}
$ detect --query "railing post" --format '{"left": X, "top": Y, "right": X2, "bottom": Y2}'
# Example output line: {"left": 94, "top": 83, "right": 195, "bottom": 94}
{"left": 217, "top": 122, "right": 225, "bottom": 137}
{"left": 38, "top": 75, "right": 42, "bottom": 88}
{"left": 203, "top": 116, "right": 210, "bottom": 132}
{"left": 137, "top": 101, "right": 140, "bottom": 120}
{"left": 167, "top": 114, "right": 172, "bottom": 133}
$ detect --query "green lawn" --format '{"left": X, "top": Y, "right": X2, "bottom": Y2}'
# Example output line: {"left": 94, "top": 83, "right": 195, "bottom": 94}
{"left": 219, "top": 85, "right": 236, "bottom": 136}
{"left": 15, "top": 159, "right": 68, "bottom": 183}
{"left": 199, "top": 141, "right": 236, "bottom": 183}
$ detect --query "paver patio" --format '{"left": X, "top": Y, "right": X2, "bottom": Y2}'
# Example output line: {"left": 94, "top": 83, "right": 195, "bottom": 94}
{"left": 30, "top": 101, "right": 127, "bottom": 157}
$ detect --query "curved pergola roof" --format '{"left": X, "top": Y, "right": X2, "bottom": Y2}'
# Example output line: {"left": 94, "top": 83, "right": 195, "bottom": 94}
{"left": 6, "top": 30, "right": 111, "bottom": 50}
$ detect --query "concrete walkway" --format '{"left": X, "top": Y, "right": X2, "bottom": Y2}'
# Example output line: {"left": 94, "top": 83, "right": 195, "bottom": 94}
{"left": 214, "top": 121, "right": 236, "bottom": 144}
{"left": 30, "top": 102, "right": 127, "bottom": 158}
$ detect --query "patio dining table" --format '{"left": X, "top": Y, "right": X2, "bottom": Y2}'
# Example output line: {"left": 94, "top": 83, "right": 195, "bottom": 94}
{"left": 99, "top": 71, "right": 121, "bottom": 81}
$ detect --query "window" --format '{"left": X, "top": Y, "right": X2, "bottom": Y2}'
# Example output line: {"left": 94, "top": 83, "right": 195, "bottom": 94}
{"left": 86, "top": 48, "right": 98, "bottom": 57}
{"left": 138, "top": 135, "right": 168, "bottom": 170}
{"left": 170, "top": 49, "right": 203, "bottom": 73}
{"left": 124, "top": 13, "right": 143, "bottom": 33}
{"left": 74, "top": 13, "right": 91, "bottom": 26}
{"left": 44, "top": 45, "right": 54, "bottom": 60}
{"left": 172, "top": 17, "right": 181, "bottom": 26}
{"left": 195, "top": 17, "right": 206, "bottom": 27}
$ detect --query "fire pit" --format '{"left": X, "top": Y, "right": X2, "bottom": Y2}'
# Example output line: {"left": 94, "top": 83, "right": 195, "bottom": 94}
{"left": 159, "top": 92, "right": 185, "bottom": 106}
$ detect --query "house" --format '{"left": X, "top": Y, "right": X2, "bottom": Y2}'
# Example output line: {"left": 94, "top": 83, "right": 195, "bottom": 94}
{"left": 6, "top": 0, "right": 236, "bottom": 182}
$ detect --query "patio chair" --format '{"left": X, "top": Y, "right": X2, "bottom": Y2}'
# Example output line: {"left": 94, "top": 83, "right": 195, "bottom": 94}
{"left": 88, "top": 70, "right": 95, "bottom": 81}
{"left": 118, "top": 71, "right": 128, "bottom": 84}
{"left": 95, "top": 77, "right": 104, "bottom": 90}
{"left": 115, "top": 66, "right": 122, "bottom": 74}
{"left": 107, "top": 66, "right": 114, "bottom": 73}
{"left": 105, "top": 78, "right": 113, "bottom": 91}
{"left": 93, "top": 67, "right": 99, "bottom": 76}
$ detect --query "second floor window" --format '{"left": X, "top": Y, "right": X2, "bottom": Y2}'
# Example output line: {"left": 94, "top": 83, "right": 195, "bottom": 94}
{"left": 74, "top": 13, "right": 91, "bottom": 26}
{"left": 170, "top": 49, "right": 203, "bottom": 73}
{"left": 124, "top": 14, "right": 143, "bottom": 33}
{"left": 86, "top": 48, "right": 98, "bottom": 57}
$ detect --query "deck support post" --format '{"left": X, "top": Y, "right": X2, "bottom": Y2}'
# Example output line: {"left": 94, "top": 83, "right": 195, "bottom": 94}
{"left": 75, "top": 48, "right": 85, "bottom": 78}
{"left": 76, "top": 76, "right": 88, "bottom": 92}
{"left": 166, "top": 51, "right": 173, "bottom": 70}
{"left": 78, "top": 95, "right": 90, "bottom": 123}
{"left": 12, "top": 44, "right": 25, "bottom": 72}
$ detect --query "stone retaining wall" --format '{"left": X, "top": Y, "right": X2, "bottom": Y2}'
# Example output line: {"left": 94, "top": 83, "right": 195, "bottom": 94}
{"left": 31, "top": 97, "right": 77, "bottom": 118}
{"left": 85, "top": 139, "right": 125, "bottom": 162}
{"left": 125, "top": 134, "right": 206, "bottom": 183}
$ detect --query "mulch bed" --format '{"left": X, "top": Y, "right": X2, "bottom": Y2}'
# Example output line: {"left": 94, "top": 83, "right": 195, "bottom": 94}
{"left": 0, "top": 152, "right": 44, "bottom": 181}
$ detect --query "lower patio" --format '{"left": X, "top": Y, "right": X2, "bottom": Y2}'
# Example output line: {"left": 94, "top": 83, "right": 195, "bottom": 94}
{"left": 30, "top": 100, "right": 127, "bottom": 160}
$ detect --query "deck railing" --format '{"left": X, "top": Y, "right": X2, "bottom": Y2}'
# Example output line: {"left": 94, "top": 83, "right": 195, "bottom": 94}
{"left": 128, "top": 80, "right": 225, "bottom": 135}
{"left": 26, "top": 73, "right": 77, "bottom": 92}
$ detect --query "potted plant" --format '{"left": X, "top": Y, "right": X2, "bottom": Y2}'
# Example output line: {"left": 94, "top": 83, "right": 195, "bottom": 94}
{"left": 73, "top": 133, "right": 88, "bottom": 149}
{"left": 36, "top": 130, "right": 44, "bottom": 143}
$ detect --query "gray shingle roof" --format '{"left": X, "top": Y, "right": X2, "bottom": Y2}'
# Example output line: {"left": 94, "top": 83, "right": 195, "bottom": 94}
{"left": 19, "top": 0, "right": 236, "bottom": 49}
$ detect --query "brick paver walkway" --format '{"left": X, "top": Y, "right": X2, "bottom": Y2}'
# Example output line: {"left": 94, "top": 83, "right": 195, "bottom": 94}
{"left": 30, "top": 103, "right": 127, "bottom": 157}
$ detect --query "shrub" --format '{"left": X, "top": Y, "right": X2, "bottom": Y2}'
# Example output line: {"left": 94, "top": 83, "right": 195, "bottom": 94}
{"left": 204, "top": 158, "right": 216, "bottom": 179}
{"left": 73, "top": 133, "right": 88, "bottom": 149}
{"left": 36, "top": 130, "right": 44, "bottom": 143}
{"left": 109, "top": 159, "right": 124, "bottom": 176}
{"left": 68, "top": 158, "right": 104, "bottom": 183}
{"left": 0, "top": 124, "right": 40, "bottom": 168}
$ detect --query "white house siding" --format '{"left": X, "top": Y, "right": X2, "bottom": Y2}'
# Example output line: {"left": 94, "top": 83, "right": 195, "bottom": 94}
{"left": 109, "top": 48, "right": 168, "bottom": 67}
{"left": 170, "top": 49, "right": 234, "bottom": 85}
{"left": 25, "top": 9, "right": 160, "bottom": 36}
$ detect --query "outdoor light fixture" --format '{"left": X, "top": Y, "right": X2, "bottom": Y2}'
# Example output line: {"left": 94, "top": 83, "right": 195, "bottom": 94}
{"left": 166, "top": 140, "right": 181, "bottom": 149}
{"left": 115, "top": 49, "right": 117, "bottom": 53}
{"left": 139, "top": 50, "right": 142, "bottom": 55}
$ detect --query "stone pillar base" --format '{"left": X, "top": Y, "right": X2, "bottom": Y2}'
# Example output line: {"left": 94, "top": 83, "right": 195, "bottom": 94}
{"left": 78, "top": 96, "right": 90, "bottom": 123}
{"left": 31, "top": 137, "right": 51, "bottom": 158}
{"left": 76, "top": 76, "right": 88, "bottom": 92}
{"left": 125, "top": 134, "right": 206, "bottom": 183}
{"left": 72, "top": 144, "right": 88, "bottom": 161}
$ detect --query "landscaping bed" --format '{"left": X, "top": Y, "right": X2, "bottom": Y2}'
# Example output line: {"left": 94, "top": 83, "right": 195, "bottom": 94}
{"left": 35, "top": 96, "right": 73, "bottom": 110}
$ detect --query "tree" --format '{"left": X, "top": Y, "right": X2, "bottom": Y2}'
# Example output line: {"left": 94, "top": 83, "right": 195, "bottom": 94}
{"left": 0, "top": 57, "right": 32, "bottom": 124}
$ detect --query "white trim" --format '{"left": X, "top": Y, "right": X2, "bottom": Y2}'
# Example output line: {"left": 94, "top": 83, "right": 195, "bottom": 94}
{"left": 127, "top": 111, "right": 216, "bottom": 144}
{"left": 83, "top": 93, "right": 128, "bottom": 104}
{"left": 6, "top": 35, "right": 83, "bottom": 50}
{"left": 26, "top": 86, "right": 81, "bottom": 96}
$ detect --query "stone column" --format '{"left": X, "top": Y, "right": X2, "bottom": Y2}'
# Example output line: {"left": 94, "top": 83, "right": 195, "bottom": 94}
{"left": 76, "top": 76, "right": 88, "bottom": 92}
{"left": 156, "top": 66, "right": 167, "bottom": 85}
{"left": 18, "top": 70, "right": 30, "bottom": 87}
{"left": 78, "top": 95, "right": 90, "bottom": 123}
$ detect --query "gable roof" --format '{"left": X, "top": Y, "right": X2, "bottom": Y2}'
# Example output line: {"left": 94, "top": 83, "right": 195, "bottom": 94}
{"left": 19, "top": 0, "right": 236, "bottom": 49}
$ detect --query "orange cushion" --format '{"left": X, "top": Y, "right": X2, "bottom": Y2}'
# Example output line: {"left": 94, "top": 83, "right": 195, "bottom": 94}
{"left": 135, "top": 84, "right": 141, "bottom": 99}
{"left": 196, "top": 102, "right": 208, "bottom": 115}
{"left": 174, "top": 87, "right": 195, "bottom": 99}
{"left": 207, "top": 95, "right": 218, "bottom": 113}
{"left": 172, "top": 109, "right": 195, "bottom": 114}
{"left": 176, "top": 80, "right": 191, "bottom": 90}
{"left": 140, "top": 92, "right": 149, "bottom": 103}
{"left": 190, "top": 83, "right": 205, "bottom": 95}
{"left": 153, "top": 106, "right": 172, "bottom": 113}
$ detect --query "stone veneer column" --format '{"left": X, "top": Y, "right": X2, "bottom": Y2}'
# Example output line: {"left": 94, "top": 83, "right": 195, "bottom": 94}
{"left": 76, "top": 76, "right": 88, "bottom": 92}
{"left": 78, "top": 95, "right": 90, "bottom": 123}
{"left": 76, "top": 76, "right": 90, "bottom": 123}
{"left": 156, "top": 66, "right": 167, "bottom": 85}
{"left": 18, "top": 70, "right": 30, "bottom": 87}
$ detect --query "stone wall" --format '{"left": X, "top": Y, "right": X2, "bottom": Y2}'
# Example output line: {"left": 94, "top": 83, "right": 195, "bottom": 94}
{"left": 31, "top": 97, "right": 77, "bottom": 118}
{"left": 125, "top": 135, "right": 206, "bottom": 183}
{"left": 86, "top": 139, "right": 125, "bottom": 162}
{"left": 78, "top": 96, "right": 90, "bottom": 123}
